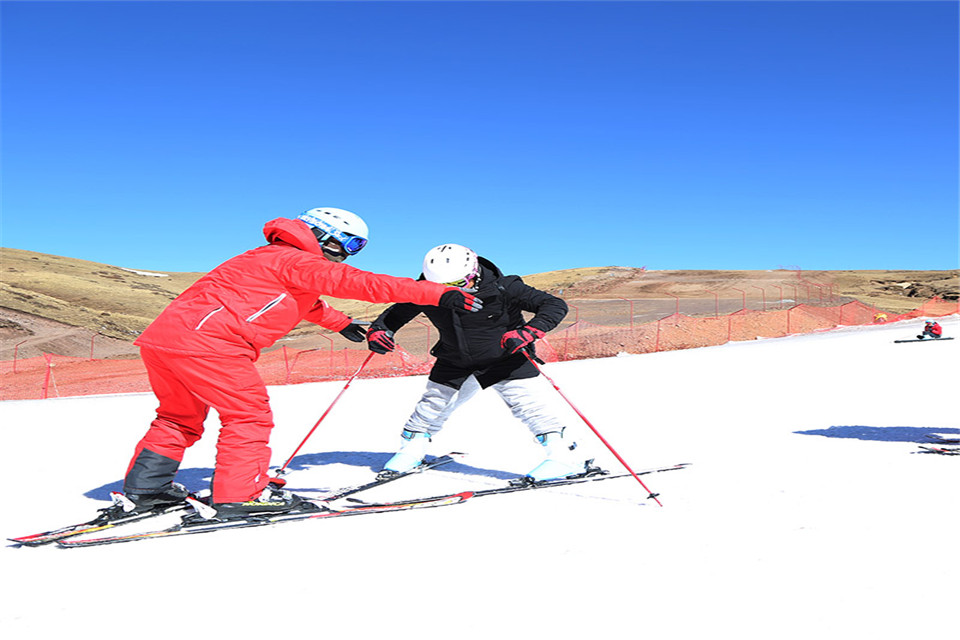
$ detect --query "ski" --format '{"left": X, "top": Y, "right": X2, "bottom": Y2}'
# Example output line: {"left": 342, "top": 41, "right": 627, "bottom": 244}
{"left": 318, "top": 452, "right": 463, "bottom": 502}
{"left": 925, "top": 434, "right": 960, "bottom": 444}
{"left": 478, "top": 462, "right": 689, "bottom": 498}
{"left": 11, "top": 453, "right": 462, "bottom": 547}
{"left": 918, "top": 445, "right": 959, "bottom": 456}
{"left": 893, "top": 337, "right": 954, "bottom": 343}
{"left": 56, "top": 492, "right": 473, "bottom": 548}
{"left": 9, "top": 498, "right": 193, "bottom": 547}
{"left": 347, "top": 462, "right": 690, "bottom": 504}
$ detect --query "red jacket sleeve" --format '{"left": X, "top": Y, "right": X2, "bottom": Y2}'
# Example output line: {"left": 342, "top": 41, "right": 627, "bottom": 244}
{"left": 303, "top": 299, "right": 352, "bottom": 332}
{"left": 278, "top": 251, "right": 449, "bottom": 307}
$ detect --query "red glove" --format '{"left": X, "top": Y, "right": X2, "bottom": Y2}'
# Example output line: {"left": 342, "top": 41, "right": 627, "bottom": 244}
{"left": 367, "top": 329, "right": 396, "bottom": 354}
{"left": 500, "top": 326, "right": 545, "bottom": 354}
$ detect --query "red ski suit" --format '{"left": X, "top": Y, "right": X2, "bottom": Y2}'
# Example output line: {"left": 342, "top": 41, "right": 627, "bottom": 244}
{"left": 125, "top": 218, "right": 449, "bottom": 503}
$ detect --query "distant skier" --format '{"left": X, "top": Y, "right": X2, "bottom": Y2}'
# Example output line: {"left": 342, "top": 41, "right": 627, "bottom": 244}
{"left": 917, "top": 320, "right": 943, "bottom": 340}
{"left": 122, "top": 209, "right": 482, "bottom": 518}
{"left": 366, "top": 243, "right": 592, "bottom": 482}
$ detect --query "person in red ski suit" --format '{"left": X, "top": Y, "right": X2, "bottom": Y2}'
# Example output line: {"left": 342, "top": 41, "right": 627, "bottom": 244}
{"left": 918, "top": 321, "right": 943, "bottom": 339}
{"left": 122, "top": 208, "right": 482, "bottom": 517}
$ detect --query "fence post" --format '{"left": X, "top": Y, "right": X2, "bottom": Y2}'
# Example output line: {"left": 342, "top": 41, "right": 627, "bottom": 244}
{"left": 13, "top": 340, "right": 27, "bottom": 373}
{"left": 414, "top": 319, "right": 432, "bottom": 351}
{"left": 738, "top": 288, "right": 747, "bottom": 311}
{"left": 752, "top": 286, "right": 766, "bottom": 312}
{"left": 42, "top": 353, "right": 53, "bottom": 399}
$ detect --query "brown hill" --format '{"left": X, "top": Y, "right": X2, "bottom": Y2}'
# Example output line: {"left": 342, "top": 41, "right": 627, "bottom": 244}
{"left": 2, "top": 246, "right": 956, "bottom": 360}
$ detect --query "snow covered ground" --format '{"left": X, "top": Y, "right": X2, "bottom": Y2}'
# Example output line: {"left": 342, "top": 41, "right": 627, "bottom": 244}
{"left": 2, "top": 317, "right": 957, "bottom": 639}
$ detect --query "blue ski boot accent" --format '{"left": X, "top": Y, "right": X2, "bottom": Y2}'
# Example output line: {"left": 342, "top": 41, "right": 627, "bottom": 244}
{"left": 382, "top": 429, "right": 432, "bottom": 473}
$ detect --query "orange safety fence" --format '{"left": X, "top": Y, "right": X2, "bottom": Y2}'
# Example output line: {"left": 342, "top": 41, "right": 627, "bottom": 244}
{"left": 2, "top": 296, "right": 956, "bottom": 401}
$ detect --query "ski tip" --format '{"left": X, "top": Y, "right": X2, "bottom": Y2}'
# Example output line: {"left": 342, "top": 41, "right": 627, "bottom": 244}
{"left": 9, "top": 533, "right": 62, "bottom": 546}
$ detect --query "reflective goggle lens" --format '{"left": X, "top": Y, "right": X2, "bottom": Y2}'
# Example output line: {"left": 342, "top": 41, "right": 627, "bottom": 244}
{"left": 340, "top": 235, "right": 367, "bottom": 255}
{"left": 320, "top": 231, "right": 367, "bottom": 255}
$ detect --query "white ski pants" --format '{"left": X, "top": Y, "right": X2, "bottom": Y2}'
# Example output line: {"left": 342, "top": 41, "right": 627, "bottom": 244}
{"left": 404, "top": 375, "right": 566, "bottom": 438}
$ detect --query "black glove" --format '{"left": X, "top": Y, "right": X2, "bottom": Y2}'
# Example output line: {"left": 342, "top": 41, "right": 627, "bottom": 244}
{"left": 338, "top": 322, "right": 367, "bottom": 343}
{"left": 439, "top": 288, "right": 483, "bottom": 312}
{"left": 368, "top": 329, "right": 396, "bottom": 354}
{"left": 500, "top": 326, "right": 545, "bottom": 355}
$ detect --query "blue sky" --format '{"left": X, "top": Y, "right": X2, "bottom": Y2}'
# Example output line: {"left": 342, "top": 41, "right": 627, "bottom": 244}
{"left": 2, "top": 0, "right": 958, "bottom": 277}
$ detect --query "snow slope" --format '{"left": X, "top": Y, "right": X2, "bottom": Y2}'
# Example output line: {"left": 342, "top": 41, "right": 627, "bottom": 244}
{"left": 2, "top": 317, "right": 957, "bottom": 639}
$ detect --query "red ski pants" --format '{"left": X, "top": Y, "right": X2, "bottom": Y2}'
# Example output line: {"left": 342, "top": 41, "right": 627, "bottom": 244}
{"left": 126, "top": 347, "right": 275, "bottom": 503}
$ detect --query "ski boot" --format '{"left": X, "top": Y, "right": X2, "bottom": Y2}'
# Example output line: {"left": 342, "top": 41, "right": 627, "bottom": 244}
{"left": 526, "top": 430, "right": 591, "bottom": 482}
{"left": 121, "top": 482, "right": 191, "bottom": 513}
{"left": 380, "top": 428, "right": 432, "bottom": 478}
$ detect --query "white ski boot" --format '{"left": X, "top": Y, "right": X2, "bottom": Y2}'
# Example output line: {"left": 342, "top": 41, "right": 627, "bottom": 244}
{"left": 382, "top": 428, "right": 432, "bottom": 474}
{"left": 526, "top": 430, "right": 589, "bottom": 481}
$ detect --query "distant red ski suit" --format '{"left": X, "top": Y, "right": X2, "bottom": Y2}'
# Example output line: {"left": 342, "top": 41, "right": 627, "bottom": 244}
{"left": 125, "top": 218, "right": 449, "bottom": 503}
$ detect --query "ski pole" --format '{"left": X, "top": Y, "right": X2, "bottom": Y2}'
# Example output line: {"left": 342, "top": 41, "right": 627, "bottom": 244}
{"left": 522, "top": 350, "right": 664, "bottom": 506}
{"left": 276, "top": 351, "right": 376, "bottom": 476}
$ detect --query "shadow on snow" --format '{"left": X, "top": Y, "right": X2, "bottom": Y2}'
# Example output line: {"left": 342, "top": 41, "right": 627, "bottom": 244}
{"left": 83, "top": 451, "right": 515, "bottom": 502}
{"left": 795, "top": 425, "right": 960, "bottom": 444}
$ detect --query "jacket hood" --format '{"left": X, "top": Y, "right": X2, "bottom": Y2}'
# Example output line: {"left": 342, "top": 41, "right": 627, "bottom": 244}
{"left": 477, "top": 256, "right": 503, "bottom": 279}
{"left": 263, "top": 218, "right": 324, "bottom": 256}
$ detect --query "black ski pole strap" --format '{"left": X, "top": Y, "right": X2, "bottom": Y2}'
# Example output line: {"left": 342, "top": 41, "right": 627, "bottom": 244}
{"left": 522, "top": 346, "right": 545, "bottom": 365}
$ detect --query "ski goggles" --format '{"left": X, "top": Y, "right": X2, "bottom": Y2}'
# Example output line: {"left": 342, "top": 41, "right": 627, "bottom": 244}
{"left": 444, "top": 264, "right": 481, "bottom": 288}
{"left": 298, "top": 214, "right": 368, "bottom": 255}
{"left": 321, "top": 232, "right": 367, "bottom": 256}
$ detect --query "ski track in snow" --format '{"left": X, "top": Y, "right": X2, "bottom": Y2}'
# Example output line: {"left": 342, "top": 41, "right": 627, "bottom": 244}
{"left": 1, "top": 317, "right": 957, "bottom": 639}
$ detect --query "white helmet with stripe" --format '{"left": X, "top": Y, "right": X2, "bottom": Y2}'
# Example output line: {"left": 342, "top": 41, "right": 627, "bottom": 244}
{"left": 296, "top": 207, "right": 369, "bottom": 255}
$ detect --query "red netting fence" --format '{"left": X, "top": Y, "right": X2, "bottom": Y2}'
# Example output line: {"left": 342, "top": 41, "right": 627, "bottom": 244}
{"left": 2, "top": 296, "right": 956, "bottom": 401}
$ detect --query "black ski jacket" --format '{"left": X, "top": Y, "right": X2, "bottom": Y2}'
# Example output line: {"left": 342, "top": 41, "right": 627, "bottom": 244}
{"left": 369, "top": 257, "right": 568, "bottom": 386}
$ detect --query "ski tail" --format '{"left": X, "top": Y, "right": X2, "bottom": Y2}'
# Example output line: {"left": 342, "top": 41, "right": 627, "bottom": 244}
{"left": 56, "top": 492, "right": 474, "bottom": 548}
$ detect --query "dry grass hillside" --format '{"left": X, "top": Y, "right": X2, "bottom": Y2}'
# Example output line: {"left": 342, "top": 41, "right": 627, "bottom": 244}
{"left": 2, "top": 246, "right": 957, "bottom": 359}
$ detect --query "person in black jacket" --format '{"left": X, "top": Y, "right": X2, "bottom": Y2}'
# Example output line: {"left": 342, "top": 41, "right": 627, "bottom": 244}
{"left": 367, "top": 244, "right": 591, "bottom": 481}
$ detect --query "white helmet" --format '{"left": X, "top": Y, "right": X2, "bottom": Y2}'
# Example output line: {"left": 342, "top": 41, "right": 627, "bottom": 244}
{"left": 422, "top": 244, "right": 480, "bottom": 286}
{"left": 296, "top": 207, "right": 369, "bottom": 255}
